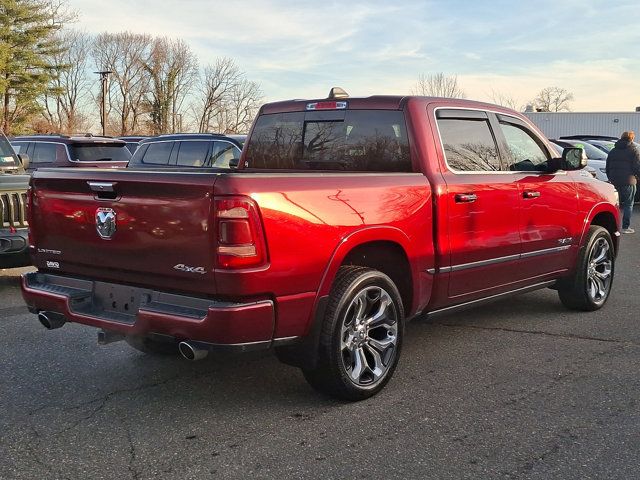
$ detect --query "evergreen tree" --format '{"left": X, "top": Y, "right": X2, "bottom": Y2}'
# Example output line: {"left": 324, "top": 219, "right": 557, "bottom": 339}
{"left": 0, "top": 0, "right": 66, "bottom": 134}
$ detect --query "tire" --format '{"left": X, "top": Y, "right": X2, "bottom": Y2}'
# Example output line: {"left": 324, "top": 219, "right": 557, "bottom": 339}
{"left": 125, "top": 335, "right": 179, "bottom": 355}
{"left": 557, "top": 226, "right": 614, "bottom": 311}
{"left": 302, "top": 266, "right": 404, "bottom": 401}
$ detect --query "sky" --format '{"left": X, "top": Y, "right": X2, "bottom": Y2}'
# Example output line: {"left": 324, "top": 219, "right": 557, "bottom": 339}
{"left": 67, "top": 0, "right": 640, "bottom": 111}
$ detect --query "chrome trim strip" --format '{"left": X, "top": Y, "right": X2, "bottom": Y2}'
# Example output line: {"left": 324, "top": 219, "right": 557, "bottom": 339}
{"left": 189, "top": 339, "right": 272, "bottom": 353}
{"left": 449, "top": 253, "right": 521, "bottom": 272}
{"left": 426, "top": 268, "right": 436, "bottom": 275}
{"left": 272, "top": 336, "right": 301, "bottom": 346}
{"left": 520, "top": 245, "right": 571, "bottom": 259}
{"left": 426, "top": 280, "right": 556, "bottom": 318}
{"left": 88, "top": 181, "right": 116, "bottom": 192}
{"left": 439, "top": 245, "right": 573, "bottom": 273}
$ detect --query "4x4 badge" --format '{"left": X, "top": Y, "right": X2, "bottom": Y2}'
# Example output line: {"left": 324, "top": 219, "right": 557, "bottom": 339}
{"left": 96, "top": 207, "right": 116, "bottom": 239}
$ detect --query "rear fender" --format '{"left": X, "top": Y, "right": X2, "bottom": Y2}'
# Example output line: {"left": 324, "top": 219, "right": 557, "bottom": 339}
{"left": 277, "top": 226, "right": 417, "bottom": 370}
{"left": 316, "top": 226, "right": 416, "bottom": 311}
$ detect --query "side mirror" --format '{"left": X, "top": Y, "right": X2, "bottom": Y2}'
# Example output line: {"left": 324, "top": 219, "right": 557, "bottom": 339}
{"left": 561, "top": 147, "right": 587, "bottom": 170}
{"left": 229, "top": 158, "right": 240, "bottom": 168}
{"left": 18, "top": 153, "right": 30, "bottom": 170}
{"left": 546, "top": 157, "right": 562, "bottom": 173}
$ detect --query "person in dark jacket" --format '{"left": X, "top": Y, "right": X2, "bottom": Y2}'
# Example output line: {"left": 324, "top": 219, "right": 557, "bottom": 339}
{"left": 606, "top": 131, "right": 640, "bottom": 233}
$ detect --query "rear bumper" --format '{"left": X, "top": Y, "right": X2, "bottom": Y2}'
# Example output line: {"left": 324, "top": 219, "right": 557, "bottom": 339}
{"left": 0, "top": 227, "right": 30, "bottom": 268}
{"left": 21, "top": 272, "right": 295, "bottom": 349}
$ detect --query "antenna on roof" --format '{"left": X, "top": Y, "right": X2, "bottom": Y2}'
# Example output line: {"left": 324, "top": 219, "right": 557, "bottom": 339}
{"left": 328, "top": 87, "right": 349, "bottom": 99}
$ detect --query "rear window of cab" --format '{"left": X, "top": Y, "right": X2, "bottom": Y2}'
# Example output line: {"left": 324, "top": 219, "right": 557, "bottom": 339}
{"left": 244, "top": 110, "right": 411, "bottom": 172}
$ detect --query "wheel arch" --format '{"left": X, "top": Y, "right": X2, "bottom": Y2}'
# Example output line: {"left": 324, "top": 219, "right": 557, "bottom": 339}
{"left": 317, "top": 227, "right": 418, "bottom": 316}
{"left": 275, "top": 227, "right": 421, "bottom": 370}
{"left": 583, "top": 204, "right": 619, "bottom": 255}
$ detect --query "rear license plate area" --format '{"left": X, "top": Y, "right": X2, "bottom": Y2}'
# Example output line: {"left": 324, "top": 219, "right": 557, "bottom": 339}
{"left": 93, "top": 282, "right": 144, "bottom": 318}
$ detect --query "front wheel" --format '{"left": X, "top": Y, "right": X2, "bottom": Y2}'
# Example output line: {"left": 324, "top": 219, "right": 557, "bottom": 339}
{"left": 557, "top": 226, "right": 615, "bottom": 311}
{"left": 302, "top": 266, "right": 404, "bottom": 401}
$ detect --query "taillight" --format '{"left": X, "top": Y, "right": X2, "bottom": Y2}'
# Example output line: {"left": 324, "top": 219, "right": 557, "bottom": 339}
{"left": 215, "top": 196, "right": 268, "bottom": 269}
{"left": 26, "top": 186, "right": 34, "bottom": 248}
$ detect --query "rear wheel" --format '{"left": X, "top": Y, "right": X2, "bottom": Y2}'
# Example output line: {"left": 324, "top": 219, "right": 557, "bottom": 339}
{"left": 558, "top": 226, "right": 614, "bottom": 311}
{"left": 125, "top": 335, "right": 179, "bottom": 355}
{"left": 302, "top": 266, "right": 404, "bottom": 401}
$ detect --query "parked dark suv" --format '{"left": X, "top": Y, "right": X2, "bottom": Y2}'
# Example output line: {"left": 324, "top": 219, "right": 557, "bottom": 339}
{"left": 128, "top": 134, "right": 243, "bottom": 169}
{"left": 0, "top": 132, "right": 30, "bottom": 268}
{"left": 117, "top": 136, "right": 148, "bottom": 154}
{"left": 10, "top": 135, "right": 131, "bottom": 171}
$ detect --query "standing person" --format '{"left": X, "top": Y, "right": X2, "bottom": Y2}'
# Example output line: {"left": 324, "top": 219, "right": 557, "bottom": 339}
{"left": 606, "top": 131, "right": 640, "bottom": 233}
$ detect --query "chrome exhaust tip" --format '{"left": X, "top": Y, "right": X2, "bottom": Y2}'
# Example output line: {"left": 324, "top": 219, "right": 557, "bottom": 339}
{"left": 178, "top": 341, "right": 209, "bottom": 361}
{"left": 37, "top": 311, "right": 66, "bottom": 330}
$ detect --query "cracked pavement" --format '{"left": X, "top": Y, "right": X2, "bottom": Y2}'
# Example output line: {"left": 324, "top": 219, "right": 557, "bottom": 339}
{"left": 2, "top": 231, "right": 640, "bottom": 479}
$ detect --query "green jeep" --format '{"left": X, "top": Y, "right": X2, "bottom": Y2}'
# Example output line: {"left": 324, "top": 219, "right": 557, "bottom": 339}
{"left": 0, "top": 132, "right": 30, "bottom": 268}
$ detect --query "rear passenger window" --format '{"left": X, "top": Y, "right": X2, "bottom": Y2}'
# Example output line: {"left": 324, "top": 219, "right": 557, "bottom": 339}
{"left": 11, "top": 142, "right": 27, "bottom": 155}
{"left": 142, "top": 142, "right": 174, "bottom": 165}
{"left": 176, "top": 141, "right": 210, "bottom": 167}
{"left": 438, "top": 118, "right": 501, "bottom": 171}
{"left": 55, "top": 144, "right": 67, "bottom": 163}
{"left": 499, "top": 123, "right": 549, "bottom": 171}
{"left": 210, "top": 141, "right": 239, "bottom": 168}
{"left": 32, "top": 143, "right": 56, "bottom": 164}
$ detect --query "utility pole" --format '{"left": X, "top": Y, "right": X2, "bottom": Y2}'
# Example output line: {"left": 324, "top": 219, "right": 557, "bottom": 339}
{"left": 94, "top": 70, "right": 112, "bottom": 136}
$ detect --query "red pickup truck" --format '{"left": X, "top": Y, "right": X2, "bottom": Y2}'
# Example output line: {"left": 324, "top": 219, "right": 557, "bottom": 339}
{"left": 21, "top": 91, "right": 620, "bottom": 400}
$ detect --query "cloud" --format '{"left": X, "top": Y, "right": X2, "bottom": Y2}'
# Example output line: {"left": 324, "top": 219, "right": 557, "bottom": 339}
{"left": 67, "top": 0, "right": 640, "bottom": 110}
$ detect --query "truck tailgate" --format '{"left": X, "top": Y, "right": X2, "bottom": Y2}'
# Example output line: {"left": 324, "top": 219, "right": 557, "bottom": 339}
{"left": 30, "top": 169, "right": 220, "bottom": 296}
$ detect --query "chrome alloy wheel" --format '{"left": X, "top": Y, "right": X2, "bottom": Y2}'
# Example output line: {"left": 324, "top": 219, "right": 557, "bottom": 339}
{"left": 586, "top": 237, "right": 613, "bottom": 304}
{"left": 339, "top": 286, "right": 398, "bottom": 387}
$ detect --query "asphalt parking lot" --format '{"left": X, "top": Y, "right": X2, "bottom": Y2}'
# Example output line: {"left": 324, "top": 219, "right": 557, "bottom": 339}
{"left": 1, "top": 231, "right": 639, "bottom": 480}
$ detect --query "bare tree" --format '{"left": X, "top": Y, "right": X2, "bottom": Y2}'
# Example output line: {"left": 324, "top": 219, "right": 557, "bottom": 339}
{"left": 532, "top": 86, "right": 574, "bottom": 112}
{"left": 412, "top": 73, "right": 465, "bottom": 98}
{"left": 488, "top": 89, "right": 521, "bottom": 111}
{"left": 42, "top": 29, "right": 92, "bottom": 133}
{"left": 216, "top": 79, "right": 262, "bottom": 134}
{"left": 143, "top": 37, "right": 198, "bottom": 134}
{"left": 194, "top": 57, "right": 242, "bottom": 133}
{"left": 92, "top": 32, "right": 153, "bottom": 135}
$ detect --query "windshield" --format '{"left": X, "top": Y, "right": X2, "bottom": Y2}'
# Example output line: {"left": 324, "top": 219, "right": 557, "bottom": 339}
{"left": 69, "top": 144, "right": 132, "bottom": 162}
{"left": 245, "top": 110, "right": 411, "bottom": 172}
{"left": 0, "top": 134, "right": 18, "bottom": 168}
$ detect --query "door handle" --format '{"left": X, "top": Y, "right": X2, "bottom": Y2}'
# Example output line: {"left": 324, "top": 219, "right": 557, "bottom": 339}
{"left": 455, "top": 193, "right": 477, "bottom": 203}
{"left": 523, "top": 190, "right": 541, "bottom": 199}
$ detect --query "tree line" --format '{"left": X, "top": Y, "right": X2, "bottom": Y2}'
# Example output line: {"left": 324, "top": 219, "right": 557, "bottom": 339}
{"left": 0, "top": 0, "right": 262, "bottom": 136}
{"left": 412, "top": 73, "right": 575, "bottom": 112}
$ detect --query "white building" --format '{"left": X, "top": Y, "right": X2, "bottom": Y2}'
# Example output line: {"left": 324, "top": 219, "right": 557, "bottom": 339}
{"left": 523, "top": 111, "right": 640, "bottom": 139}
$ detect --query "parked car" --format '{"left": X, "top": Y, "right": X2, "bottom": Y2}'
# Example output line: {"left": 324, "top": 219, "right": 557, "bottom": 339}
{"left": 225, "top": 134, "right": 247, "bottom": 147}
{"left": 555, "top": 137, "right": 640, "bottom": 201}
{"left": 10, "top": 134, "right": 131, "bottom": 171}
{"left": 0, "top": 132, "right": 30, "bottom": 268}
{"left": 117, "top": 136, "right": 148, "bottom": 154}
{"left": 128, "top": 134, "right": 243, "bottom": 169}
{"left": 560, "top": 135, "right": 618, "bottom": 142}
{"left": 584, "top": 140, "right": 614, "bottom": 154}
{"left": 559, "top": 135, "right": 640, "bottom": 154}
{"left": 21, "top": 91, "right": 620, "bottom": 400}
{"left": 550, "top": 139, "right": 608, "bottom": 181}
